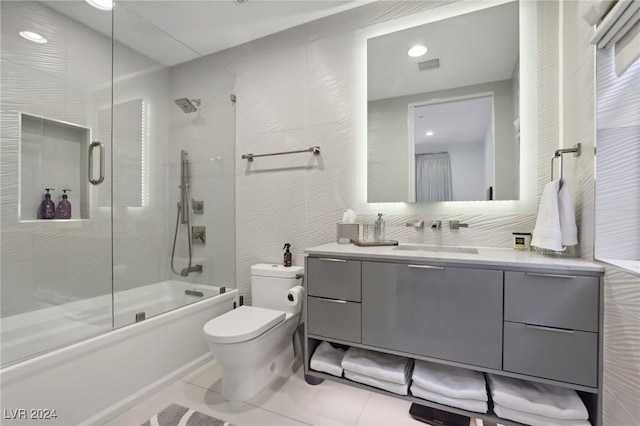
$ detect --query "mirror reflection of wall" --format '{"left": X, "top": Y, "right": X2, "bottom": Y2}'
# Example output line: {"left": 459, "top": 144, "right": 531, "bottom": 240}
{"left": 367, "top": 1, "right": 519, "bottom": 203}
{"left": 412, "top": 95, "right": 494, "bottom": 202}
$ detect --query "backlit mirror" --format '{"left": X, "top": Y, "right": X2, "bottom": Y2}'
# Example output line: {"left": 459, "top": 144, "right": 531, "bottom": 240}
{"left": 367, "top": 1, "right": 520, "bottom": 203}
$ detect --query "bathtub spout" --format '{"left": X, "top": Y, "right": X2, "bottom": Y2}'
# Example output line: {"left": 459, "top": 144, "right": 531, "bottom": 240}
{"left": 180, "top": 265, "right": 202, "bottom": 276}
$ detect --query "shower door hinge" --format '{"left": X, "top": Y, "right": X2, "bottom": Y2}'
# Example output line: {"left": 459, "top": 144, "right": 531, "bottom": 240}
{"left": 230, "top": 94, "right": 237, "bottom": 103}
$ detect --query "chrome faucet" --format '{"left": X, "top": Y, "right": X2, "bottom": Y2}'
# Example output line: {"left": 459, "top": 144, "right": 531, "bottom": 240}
{"left": 180, "top": 265, "right": 203, "bottom": 277}
{"left": 406, "top": 220, "right": 425, "bottom": 229}
{"left": 450, "top": 220, "right": 469, "bottom": 229}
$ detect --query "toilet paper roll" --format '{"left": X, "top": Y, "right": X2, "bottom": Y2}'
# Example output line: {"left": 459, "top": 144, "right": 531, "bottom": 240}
{"left": 287, "top": 285, "right": 305, "bottom": 307}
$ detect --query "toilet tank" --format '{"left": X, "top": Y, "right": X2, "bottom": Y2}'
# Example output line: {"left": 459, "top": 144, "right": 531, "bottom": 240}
{"left": 251, "top": 263, "right": 304, "bottom": 312}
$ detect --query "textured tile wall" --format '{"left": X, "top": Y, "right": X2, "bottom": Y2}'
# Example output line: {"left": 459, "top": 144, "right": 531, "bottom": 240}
{"left": 560, "top": 1, "right": 640, "bottom": 424}
{"left": 175, "top": 1, "right": 568, "bottom": 306}
{"left": 0, "top": 3, "right": 172, "bottom": 320}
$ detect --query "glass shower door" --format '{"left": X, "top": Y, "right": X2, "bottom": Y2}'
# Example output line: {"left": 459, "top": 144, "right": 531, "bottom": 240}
{"left": 0, "top": 0, "right": 113, "bottom": 366}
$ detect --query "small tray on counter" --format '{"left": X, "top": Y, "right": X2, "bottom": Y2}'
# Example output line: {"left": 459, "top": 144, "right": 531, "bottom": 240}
{"left": 352, "top": 240, "right": 399, "bottom": 247}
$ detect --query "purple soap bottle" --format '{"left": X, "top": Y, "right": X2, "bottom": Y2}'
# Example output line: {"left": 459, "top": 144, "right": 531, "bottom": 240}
{"left": 39, "top": 188, "right": 56, "bottom": 219}
{"left": 57, "top": 189, "right": 72, "bottom": 219}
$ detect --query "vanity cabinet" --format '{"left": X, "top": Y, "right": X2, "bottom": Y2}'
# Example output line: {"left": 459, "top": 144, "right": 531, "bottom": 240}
{"left": 306, "top": 257, "right": 362, "bottom": 343}
{"left": 304, "top": 244, "right": 604, "bottom": 426}
{"left": 361, "top": 261, "right": 503, "bottom": 369}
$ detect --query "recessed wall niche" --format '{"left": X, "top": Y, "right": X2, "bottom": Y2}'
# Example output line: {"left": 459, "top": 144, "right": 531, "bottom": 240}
{"left": 19, "top": 113, "right": 90, "bottom": 221}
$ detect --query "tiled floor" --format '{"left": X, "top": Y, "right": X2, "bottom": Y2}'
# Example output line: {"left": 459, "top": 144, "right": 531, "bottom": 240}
{"left": 103, "top": 357, "right": 475, "bottom": 426}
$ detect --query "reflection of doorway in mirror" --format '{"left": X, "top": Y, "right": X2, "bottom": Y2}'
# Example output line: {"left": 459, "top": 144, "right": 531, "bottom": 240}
{"left": 409, "top": 94, "right": 494, "bottom": 202}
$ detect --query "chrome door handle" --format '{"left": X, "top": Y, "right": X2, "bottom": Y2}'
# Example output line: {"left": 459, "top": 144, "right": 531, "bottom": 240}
{"left": 408, "top": 264, "right": 445, "bottom": 270}
{"left": 319, "top": 258, "right": 347, "bottom": 263}
{"left": 525, "top": 273, "right": 576, "bottom": 279}
{"left": 525, "top": 324, "right": 575, "bottom": 334}
{"left": 89, "top": 141, "right": 105, "bottom": 185}
{"left": 317, "top": 298, "right": 347, "bottom": 304}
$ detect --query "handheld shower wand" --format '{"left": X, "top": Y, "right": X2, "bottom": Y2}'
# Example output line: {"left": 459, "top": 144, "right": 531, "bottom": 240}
{"left": 171, "top": 150, "right": 202, "bottom": 277}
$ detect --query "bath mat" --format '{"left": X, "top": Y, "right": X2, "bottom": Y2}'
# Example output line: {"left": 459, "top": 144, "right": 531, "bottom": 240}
{"left": 141, "top": 403, "right": 235, "bottom": 426}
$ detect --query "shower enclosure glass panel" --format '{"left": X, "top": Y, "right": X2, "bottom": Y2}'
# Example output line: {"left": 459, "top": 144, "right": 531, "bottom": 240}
{"left": 0, "top": 1, "right": 114, "bottom": 366}
{"left": 111, "top": 3, "right": 236, "bottom": 328}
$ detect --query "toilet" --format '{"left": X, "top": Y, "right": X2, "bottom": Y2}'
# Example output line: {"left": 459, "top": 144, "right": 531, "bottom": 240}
{"left": 203, "top": 263, "right": 304, "bottom": 401}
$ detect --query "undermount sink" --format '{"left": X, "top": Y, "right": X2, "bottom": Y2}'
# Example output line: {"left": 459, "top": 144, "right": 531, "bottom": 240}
{"left": 393, "top": 244, "right": 479, "bottom": 255}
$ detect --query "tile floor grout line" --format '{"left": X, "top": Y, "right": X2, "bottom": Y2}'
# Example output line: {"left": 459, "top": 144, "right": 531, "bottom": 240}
{"left": 242, "top": 400, "right": 315, "bottom": 426}
{"left": 180, "top": 378, "right": 222, "bottom": 395}
{"left": 353, "top": 392, "right": 374, "bottom": 426}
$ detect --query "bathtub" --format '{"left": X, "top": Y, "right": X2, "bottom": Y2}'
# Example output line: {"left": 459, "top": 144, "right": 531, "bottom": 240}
{"left": 0, "top": 281, "right": 237, "bottom": 425}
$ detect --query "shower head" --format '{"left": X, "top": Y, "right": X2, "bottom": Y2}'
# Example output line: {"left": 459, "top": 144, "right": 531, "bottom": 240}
{"left": 175, "top": 98, "right": 201, "bottom": 113}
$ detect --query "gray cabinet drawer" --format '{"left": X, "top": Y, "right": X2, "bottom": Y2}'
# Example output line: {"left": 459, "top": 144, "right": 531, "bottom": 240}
{"left": 307, "top": 296, "right": 361, "bottom": 343}
{"left": 307, "top": 258, "right": 361, "bottom": 302}
{"left": 504, "top": 271, "right": 599, "bottom": 332}
{"left": 503, "top": 321, "right": 598, "bottom": 387}
{"left": 362, "top": 262, "right": 503, "bottom": 370}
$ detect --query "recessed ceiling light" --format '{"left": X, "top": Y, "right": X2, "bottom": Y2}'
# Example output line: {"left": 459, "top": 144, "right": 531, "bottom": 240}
{"left": 85, "top": 0, "right": 113, "bottom": 11}
{"left": 426, "top": 131, "right": 434, "bottom": 136}
{"left": 19, "top": 31, "right": 47, "bottom": 44}
{"left": 408, "top": 45, "right": 428, "bottom": 57}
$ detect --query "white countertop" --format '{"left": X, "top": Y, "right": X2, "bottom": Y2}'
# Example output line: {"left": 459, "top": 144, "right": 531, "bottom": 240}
{"left": 304, "top": 243, "right": 605, "bottom": 273}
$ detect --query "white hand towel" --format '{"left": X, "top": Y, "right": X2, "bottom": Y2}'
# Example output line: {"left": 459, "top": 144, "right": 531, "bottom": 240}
{"left": 410, "top": 383, "right": 488, "bottom": 413}
{"left": 344, "top": 370, "right": 408, "bottom": 395}
{"left": 341, "top": 347, "right": 412, "bottom": 385}
{"left": 558, "top": 181, "right": 578, "bottom": 246}
{"left": 411, "top": 360, "right": 487, "bottom": 401}
{"left": 494, "top": 404, "right": 592, "bottom": 426}
{"left": 531, "top": 180, "right": 564, "bottom": 251}
{"left": 310, "top": 341, "right": 345, "bottom": 377}
{"left": 488, "top": 374, "right": 589, "bottom": 420}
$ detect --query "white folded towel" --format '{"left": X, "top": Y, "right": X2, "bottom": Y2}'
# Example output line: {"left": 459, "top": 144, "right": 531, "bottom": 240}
{"left": 344, "top": 370, "right": 408, "bottom": 395}
{"left": 310, "top": 341, "right": 345, "bottom": 377}
{"left": 488, "top": 375, "right": 589, "bottom": 420}
{"left": 412, "top": 360, "right": 487, "bottom": 402}
{"left": 410, "top": 383, "right": 488, "bottom": 413}
{"left": 558, "top": 181, "right": 578, "bottom": 246}
{"left": 341, "top": 347, "right": 412, "bottom": 385}
{"left": 494, "top": 404, "right": 592, "bottom": 426}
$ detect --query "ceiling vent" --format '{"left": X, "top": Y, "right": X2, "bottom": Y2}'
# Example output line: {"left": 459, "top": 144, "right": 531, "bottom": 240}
{"left": 417, "top": 58, "right": 440, "bottom": 72}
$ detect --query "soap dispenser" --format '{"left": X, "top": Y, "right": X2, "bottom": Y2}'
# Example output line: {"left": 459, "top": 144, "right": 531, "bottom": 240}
{"left": 375, "top": 213, "right": 386, "bottom": 241}
{"left": 57, "top": 189, "right": 72, "bottom": 219}
{"left": 283, "top": 243, "right": 292, "bottom": 267}
{"left": 39, "top": 188, "right": 56, "bottom": 219}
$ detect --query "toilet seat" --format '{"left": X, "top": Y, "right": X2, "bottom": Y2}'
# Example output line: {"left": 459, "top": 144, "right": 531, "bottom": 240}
{"left": 203, "top": 305, "right": 285, "bottom": 344}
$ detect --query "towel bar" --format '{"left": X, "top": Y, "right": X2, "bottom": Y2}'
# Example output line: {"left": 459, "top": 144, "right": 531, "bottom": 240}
{"left": 550, "top": 143, "right": 581, "bottom": 183}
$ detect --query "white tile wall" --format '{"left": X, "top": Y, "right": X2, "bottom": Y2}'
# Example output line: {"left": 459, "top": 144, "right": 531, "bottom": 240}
{"left": 179, "top": 1, "right": 556, "bottom": 303}
{"left": 560, "top": 2, "right": 640, "bottom": 425}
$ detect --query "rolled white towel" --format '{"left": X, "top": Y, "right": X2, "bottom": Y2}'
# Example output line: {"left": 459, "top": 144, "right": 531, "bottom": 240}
{"left": 412, "top": 360, "right": 487, "bottom": 401}
{"left": 410, "top": 383, "right": 488, "bottom": 414}
{"left": 341, "top": 347, "right": 412, "bottom": 385}
{"left": 488, "top": 374, "right": 588, "bottom": 420}
{"left": 494, "top": 404, "right": 592, "bottom": 426}
{"left": 310, "top": 341, "right": 345, "bottom": 377}
{"left": 344, "top": 370, "right": 408, "bottom": 395}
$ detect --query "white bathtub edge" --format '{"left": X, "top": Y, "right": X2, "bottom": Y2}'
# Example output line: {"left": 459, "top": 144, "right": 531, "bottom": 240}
{"left": 0, "top": 290, "right": 237, "bottom": 381}
{"left": 83, "top": 353, "right": 213, "bottom": 426}
{"left": 1, "top": 289, "right": 238, "bottom": 426}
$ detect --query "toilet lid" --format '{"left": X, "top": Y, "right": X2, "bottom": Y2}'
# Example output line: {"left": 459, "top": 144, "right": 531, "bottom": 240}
{"left": 203, "top": 305, "right": 285, "bottom": 344}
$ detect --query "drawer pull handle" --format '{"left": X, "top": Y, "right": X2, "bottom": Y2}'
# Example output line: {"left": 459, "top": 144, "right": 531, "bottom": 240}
{"left": 317, "top": 298, "right": 348, "bottom": 304}
{"left": 408, "top": 264, "right": 445, "bottom": 270}
{"left": 319, "top": 258, "right": 347, "bottom": 263}
{"left": 525, "top": 324, "right": 575, "bottom": 334}
{"left": 525, "top": 273, "right": 577, "bottom": 279}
